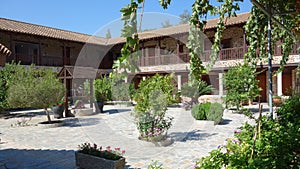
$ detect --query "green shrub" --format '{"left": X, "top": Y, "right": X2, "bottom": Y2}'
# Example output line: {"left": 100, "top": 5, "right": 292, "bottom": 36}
{"left": 191, "top": 102, "right": 211, "bottom": 120}
{"left": 0, "top": 62, "right": 26, "bottom": 111}
{"left": 195, "top": 94, "right": 300, "bottom": 168}
{"left": 206, "top": 103, "right": 224, "bottom": 124}
{"left": 224, "top": 63, "right": 261, "bottom": 110}
{"left": 192, "top": 102, "right": 224, "bottom": 124}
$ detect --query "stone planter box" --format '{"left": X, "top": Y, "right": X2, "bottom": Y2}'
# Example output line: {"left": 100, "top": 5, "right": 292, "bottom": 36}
{"left": 73, "top": 108, "right": 95, "bottom": 116}
{"left": 75, "top": 152, "right": 125, "bottom": 169}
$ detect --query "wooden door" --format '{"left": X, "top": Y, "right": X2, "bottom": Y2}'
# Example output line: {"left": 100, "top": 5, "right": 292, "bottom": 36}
{"left": 257, "top": 71, "right": 267, "bottom": 102}
{"left": 282, "top": 69, "right": 292, "bottom": 96}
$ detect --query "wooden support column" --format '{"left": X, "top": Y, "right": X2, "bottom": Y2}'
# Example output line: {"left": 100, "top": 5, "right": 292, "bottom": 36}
{"left": 145, "top": 48, "right": 149, "bottom": 66}
{"left": 63, "top": 43, "right": 66, "bottom": 65}
{"left": 177, "top": 40, "right": 180, "bottom": 64}
{"left": 63, "top": 69, "right": 69, "bottom": 117}
{"left": 141, "top": 42, "right": 144, "bottom": 66}
{"left": 38, "top": 40, "right": 42, "bottom": 65}
{"left": 89, "top": 79, "right": 94, "bottom": 108}
{"left": 156, "top": 39, "right": 161, "bottom": 65}
{"left": 243, "top": 30, "right": 247, "bottom": 54}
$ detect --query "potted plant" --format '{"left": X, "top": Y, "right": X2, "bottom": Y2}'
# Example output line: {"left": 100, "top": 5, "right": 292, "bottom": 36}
{"left": 94, "top": 77, "right": 111, "bottom": 113}
{"left": 52, "top": 97, "right": 65, "bottom": 119}
{"left": 75, "top": 142, "right": 125, "bottom": 169}
{"left": 273, "top": 95, "right": 282, "bottom": 106}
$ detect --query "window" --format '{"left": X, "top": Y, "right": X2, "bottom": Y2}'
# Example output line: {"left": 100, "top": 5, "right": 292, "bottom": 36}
{"left": 15, "top": 41, "right": 39, "bottom": 65}
{"left": 221, "top": 39, "right": 231, "bottom": 49}
{"left": 179, "top": 44, "right": 184, "bottom": 53}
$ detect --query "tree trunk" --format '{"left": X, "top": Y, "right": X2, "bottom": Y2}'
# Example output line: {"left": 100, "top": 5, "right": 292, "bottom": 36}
{"left": 45, "top": 108, "right": 52, "bottom": 123}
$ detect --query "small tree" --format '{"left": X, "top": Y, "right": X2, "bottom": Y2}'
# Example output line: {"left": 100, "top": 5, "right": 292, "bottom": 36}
{"left": 133, "top": 74, "right": 174, "bottom": 141}
{"left": 224, "top": 63, "right": 261, "bottom": 110}
{"left": 106, "top": 29, "right": 111, "bottom": 38}
{"left": 161, "top": 19, "right": 172, "bottom": 28}
{"left": 0, "top": 62, "right": 27, "bottom": 111}
{"left": 7, "top": 66, "right": 65, "bottom": 123}
{"left": 179, "top": 9, "right": 191, "bottom": 24}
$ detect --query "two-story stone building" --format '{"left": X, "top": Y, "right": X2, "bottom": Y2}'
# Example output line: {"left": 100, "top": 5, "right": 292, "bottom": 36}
{"left": 0, "top": 12, "right": 299, "bottom": 102}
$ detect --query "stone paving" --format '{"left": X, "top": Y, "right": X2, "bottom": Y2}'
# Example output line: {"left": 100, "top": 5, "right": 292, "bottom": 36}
{"left": 0, "top": 104, "right": 266, "bottom": 169}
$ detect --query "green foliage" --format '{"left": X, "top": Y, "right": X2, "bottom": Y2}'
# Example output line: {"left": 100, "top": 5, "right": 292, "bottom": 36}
{"left": 191, "top": 102, "right": 224, "bottom": 124}
{"left": 159, "top": 0, "right": 171, "bottom": 9}
{"left": 94, "top": 76, "right": 112, "bottom": 102}
{"left": 6, "top": 65, "right": 65, "bottom": 122}
{"left": 195, "top": 94, "right": 300, "bottom": 168}
{"left": 181, "top": 79, "right": 212, "bottom": 103}
{"left": 129, "top": 82, "right": 136, "bottom": 100}
{"left": 224, "top": 63, "right": 261, "bottom": 110}
{"left": 111, "top": 82, "right": 131, "bottom": 101}
{"left": 148, "top": 160, "right": 163, "bottom": 169}
{"left": 206, "top": 103, "right": 224, "bottom": 125}
{"left": 161, "top": 19, "right": 172, "bottom": 28}
{"left": 0, "top": 62, "right": 26, "bottom": 110}
{"left": 133, "top": 74, "right": 174, "bottom": 140}
{"left": 78, "top": 142, "right": 125, "bottom": 161}
{"left": 7, "top": 66, "right": 65, "bottom": 110}
{"left": 109, "top": 72, "right": 132, "bottom": 101}
{"left": 31, "top": 69, "right": 65, "bottom": 109}
{"left": 245, "top": 0, "right": 298, "bottom": 73}
{"left": 115, "top": 0, "right": 141, "bottom": 74}
{"left": 105, "top": 29, "right": 111, "bottom": 38}
{"left": 191, "top": 103, "right": 209, "bottom": 120}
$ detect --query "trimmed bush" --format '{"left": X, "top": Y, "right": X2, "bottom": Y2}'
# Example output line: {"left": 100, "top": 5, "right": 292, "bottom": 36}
{"left": 206, "top": 103, "right": 224, "bottom": 124}
{"left": 191, "top": 102, "right": 224, "bottom": 124}
{"left": 191, "top": 102, "right": 211, "bottom": 120}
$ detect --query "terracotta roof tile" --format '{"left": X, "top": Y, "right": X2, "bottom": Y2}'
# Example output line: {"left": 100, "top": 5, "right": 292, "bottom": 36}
{"left": 107, "top": 12, "right": 250, "bottom": 45}
{"left": 0, "top": 12, "right": 249, "bottom": 46}
{"left": 0, "top": 18, "right": 107, "bottom": 44}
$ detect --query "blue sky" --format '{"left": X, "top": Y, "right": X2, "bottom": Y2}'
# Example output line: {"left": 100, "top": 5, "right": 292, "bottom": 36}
{"left": 0, "top": 0, "right": 252, "bottom": 37}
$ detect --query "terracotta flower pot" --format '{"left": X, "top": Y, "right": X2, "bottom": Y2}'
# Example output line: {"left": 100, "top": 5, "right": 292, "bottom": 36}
{"left": 273, "top": 98, "right": 282, "bottom": 107}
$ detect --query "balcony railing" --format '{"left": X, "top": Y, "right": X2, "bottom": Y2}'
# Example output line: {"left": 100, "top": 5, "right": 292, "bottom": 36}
{"left": 138, "top": 44, "right": 299, "bottom": 67}
{"left": 10, "top": 54, "right": 74, "bottom": 67}
{"left": 138, "top": 46, "right": 246, "bottom": 67}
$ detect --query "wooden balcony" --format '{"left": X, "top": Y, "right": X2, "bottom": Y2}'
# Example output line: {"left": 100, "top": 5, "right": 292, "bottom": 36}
{"left": 10, "top": 54, "right": 66, "bottom": 66}
{"left": 138, "top": 44, "right": 300, "bottom": 67}
{"left": 138, "top": 46, "right": 246, "bottom": 67}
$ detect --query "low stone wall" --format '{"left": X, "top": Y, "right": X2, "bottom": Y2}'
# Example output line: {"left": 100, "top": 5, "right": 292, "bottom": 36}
{"left": 181, "top": 95, "right": 224, "bottom": 104}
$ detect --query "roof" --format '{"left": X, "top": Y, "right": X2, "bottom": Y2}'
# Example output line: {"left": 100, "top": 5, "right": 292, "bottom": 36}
{"left": 107, "top": 12, "right": 250, "bottom": 45}
{"left": 0, "top": 12, "right": 250, "bottom": 46}
{"left": 0, "top": 43, "right": 11, "bottom": 56}
{"left": 0, "top": 18, "right": 107, "bottom": 45}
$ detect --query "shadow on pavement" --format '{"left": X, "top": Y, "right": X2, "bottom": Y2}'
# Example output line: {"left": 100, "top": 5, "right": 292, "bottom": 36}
{"left": 219, "top": 119, "right": 232, "bottom": 125}
{"left": 63, "top": 117, "right": 101, "bottom": 127}
{"left": 0, "top": 148, "right": 76, "bottom": 169}
{"left": 169, "top": 129, "right": 218, "bottom": 142}
{"left": 105, "top": 109, "right": 131, "bottom": 114}
{"left": 0, "top": 110, "right": 45, "bottom": 119}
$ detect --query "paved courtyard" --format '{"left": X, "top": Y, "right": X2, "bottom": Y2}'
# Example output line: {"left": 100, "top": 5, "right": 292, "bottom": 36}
{"left": 0, "top": 104, "right": 265, "bottom": 169}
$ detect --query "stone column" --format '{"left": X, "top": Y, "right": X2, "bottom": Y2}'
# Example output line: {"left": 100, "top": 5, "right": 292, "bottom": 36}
{"left": 177, "top": 75, "right": 182, "bottom": 91}
{"left": 142, "top": 76, "right": 146, "bottom": 81}
{"left": 277, "top": 71, "right": 282, "bottom": 96}
{"left": 218, "top": 73, "right": 223, "bottom": 96}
